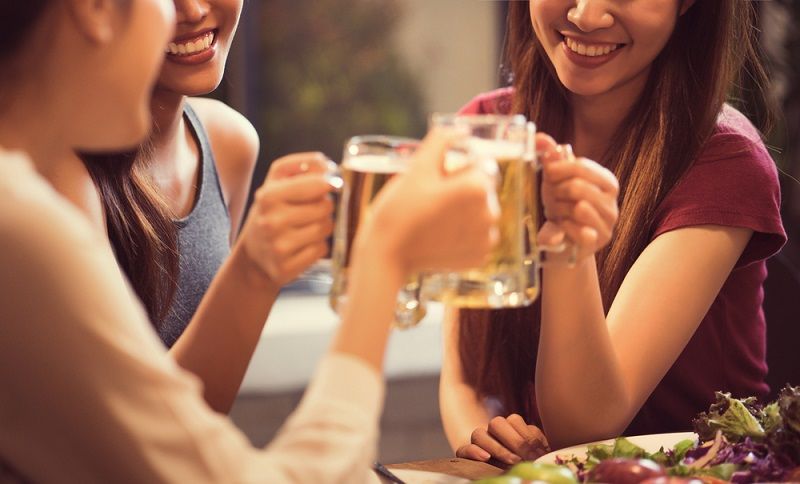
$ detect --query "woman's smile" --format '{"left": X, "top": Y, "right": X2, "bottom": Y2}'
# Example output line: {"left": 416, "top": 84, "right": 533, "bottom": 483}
{"left": 560, "top": 33, "right": 625, "bottom": 68}
{"left": 165, "top": 28, "right": 218, "bottom": 65}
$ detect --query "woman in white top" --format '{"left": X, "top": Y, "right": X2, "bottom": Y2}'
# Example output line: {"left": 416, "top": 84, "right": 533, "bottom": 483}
{"left": 0, "top": 1, "right": 499, "bottom": 482}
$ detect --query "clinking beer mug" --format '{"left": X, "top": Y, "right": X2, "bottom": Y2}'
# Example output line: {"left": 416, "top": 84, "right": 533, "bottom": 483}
{"left": 328, "top": 135, "right": 427, "bottom": 329}
{"left": 423, "top": 114, "right": 568, "bottom": 309}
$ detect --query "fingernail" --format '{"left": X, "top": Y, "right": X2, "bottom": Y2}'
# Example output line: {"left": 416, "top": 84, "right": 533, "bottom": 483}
{"left": 507, "top": 454, "right": 521, "bottom": 464}
{"left": 478, "top": 450, "right": 491, "bottom": 460}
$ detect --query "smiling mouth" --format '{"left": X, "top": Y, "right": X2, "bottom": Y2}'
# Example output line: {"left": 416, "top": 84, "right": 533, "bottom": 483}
{"left": 561, "top": 34, "right": 624, "bottom": 58}
{"left": 166, "top": 30, "right": 217, "bottom": 57}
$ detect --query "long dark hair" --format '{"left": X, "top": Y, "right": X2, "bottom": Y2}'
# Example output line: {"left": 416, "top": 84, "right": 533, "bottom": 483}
{"left": 82, "top": 148, "right": 179, "bottom": 325}
{"left": 460, "top": 1, "right": 774, "bottom": 420}
{"left": 0, "top": 1, "right": 49, "bottom": 61}
{"left": 0, "top": 1, "right": 50, "bottom": 105}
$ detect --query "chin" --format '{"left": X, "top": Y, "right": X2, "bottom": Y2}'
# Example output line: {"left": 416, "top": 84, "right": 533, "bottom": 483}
{"left": 163, "top": 77, "right": 224, "bottom": 97}
{"left": 556, "top": 74, "right": 617, "bottom": 98}
{"left": 107, "top": 116, "right": 151, "bottom": 151}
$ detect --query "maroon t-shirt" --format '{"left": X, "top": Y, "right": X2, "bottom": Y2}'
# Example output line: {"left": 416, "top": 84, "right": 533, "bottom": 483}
{"left": 460, "top": 88, "right": 787, "bottom": 435}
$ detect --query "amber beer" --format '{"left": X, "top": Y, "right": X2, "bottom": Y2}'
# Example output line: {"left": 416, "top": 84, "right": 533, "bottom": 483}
{"left": 436, "top": 137, "right": 538, "bottom": 307}
{"left": 329, "top": 136, "right": 425, "bottom": 328}
{"left": 424, "top": 114, "right": 541, "bottom": 308}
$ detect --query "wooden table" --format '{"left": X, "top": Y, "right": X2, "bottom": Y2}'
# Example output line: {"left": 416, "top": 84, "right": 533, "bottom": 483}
{"left": 388, "top": 458, "right": 504, "bottom": 480}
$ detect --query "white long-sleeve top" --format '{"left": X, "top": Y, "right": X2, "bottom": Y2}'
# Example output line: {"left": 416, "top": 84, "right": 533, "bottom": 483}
{"left": 0, "top": 150, "right": 383, "bottom": 484}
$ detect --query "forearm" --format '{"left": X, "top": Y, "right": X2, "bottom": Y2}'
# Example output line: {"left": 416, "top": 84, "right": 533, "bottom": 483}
{"left": 440, "top": 380, "right": 490, "bottom": 452}
{"left": 170, "top": 242, "right": 280, "bottom": 413}
{"left": 440, "top": 307, "right": 491, "bottom": 451}
{"left": 537, "top": 256, "right": 630, "bottom": 447}
{"left": 330, "top": 240, "right": 405, "bottom": 373}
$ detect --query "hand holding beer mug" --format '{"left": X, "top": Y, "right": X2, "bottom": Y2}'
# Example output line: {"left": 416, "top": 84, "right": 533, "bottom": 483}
{"left": 327, "top": 136, "right": 418, "bottom": 328}
{"left": 426, "top": 114, "right": 569, "bottom": 308}
{"left": 329, "top": 132, "right": 500, "bottom": 328}
{"left": 537, "top": 134, "right": 619, "bottom": 263}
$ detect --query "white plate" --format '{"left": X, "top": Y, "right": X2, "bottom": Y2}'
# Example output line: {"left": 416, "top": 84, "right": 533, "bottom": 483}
{"left": 377, "top": 469, "right": 470, "bottom": 484}
{"left": 535, "top": 431, "right": 698, "bottom": 464}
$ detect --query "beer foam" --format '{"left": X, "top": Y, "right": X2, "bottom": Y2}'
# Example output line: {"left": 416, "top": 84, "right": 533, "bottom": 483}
{"left": 343, "top": 154, "right": 407, "bottom": 173}
{"left": 465, "top": 137, "right": 525, "bottom": 159}
{"left": 444, "top": 137, "right": 526, "bottom": 173}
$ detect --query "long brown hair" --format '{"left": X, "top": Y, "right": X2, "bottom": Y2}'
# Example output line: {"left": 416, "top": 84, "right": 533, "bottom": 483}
{"left": 0, "top": 1, "right": 48, "bottom": 62}
{"left": 459, "top": 0, "right": 773, "bottom": 420}
{"left": 82, "top": 149, "right": 179, "bottom": 325}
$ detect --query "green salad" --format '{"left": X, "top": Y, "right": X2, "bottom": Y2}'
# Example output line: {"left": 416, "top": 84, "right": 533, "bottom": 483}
{"left": 473, "top": 385, "right": 800, "bottom": 484}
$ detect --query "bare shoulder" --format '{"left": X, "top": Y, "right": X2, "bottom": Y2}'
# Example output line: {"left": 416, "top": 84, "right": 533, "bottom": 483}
{"left": 187, "top": 98, "right": 259, "bottom": 232}
{"left": 187, "top": 97, "right": 260, "bottom": 173}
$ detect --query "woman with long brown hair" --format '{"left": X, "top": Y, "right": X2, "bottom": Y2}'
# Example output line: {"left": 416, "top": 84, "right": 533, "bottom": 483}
{"left": 440, "top": 0, "right": 786, "bottom": 462}
{"left": 0, "top": 3, "right": 499, "bottom": 479}
{"left": 48, "top": 0, "right": 334, "bottom": 415}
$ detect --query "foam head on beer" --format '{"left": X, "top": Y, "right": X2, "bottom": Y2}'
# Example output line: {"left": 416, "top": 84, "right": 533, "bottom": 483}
{"left": 342, "top": 154, "right": 407, "bottom": 174}
{"left": 444, "top": 137, "right": 526, "bottom": 174}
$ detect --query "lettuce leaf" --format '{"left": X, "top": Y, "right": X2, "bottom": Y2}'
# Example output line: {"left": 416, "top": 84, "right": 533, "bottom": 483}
{"left": 672, "top": 439, "right": 696, "bottom": 463}
{"left": 612, "top": 438, "right": 648, "bottom": 459}
{"left": 693, "top": 392, "right": 765, "bottom": 442}
{"left": 762, "top": 402, "right": 782, "bottom": 434}
{"left": 778, "top": 385, "right": 800, "bottom": 435}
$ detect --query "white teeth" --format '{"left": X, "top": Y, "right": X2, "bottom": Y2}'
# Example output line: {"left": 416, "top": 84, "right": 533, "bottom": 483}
{"left": 167, "top": 31, "right": 216, "bottom": 56}
{"left": 565, "top": 37, "right": 619, "bottom": 57}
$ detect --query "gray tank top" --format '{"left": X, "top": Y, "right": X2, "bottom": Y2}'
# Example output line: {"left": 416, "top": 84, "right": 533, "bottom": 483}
{"left": 158, "top": 104, "right": 231, "bottom": 347}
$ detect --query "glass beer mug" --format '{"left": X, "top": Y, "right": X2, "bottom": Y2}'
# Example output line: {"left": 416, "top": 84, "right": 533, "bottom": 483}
{"left": 426, "top": 114, "right": 559, "bottom": 308}
{"left": 328, "top": 135, "right": 426, "bottom": 329}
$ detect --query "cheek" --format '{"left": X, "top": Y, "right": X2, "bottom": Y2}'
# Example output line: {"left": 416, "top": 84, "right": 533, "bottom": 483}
{"left": 228, "top": 0, "right": 244, "bottom": 18}
{"left": 529, "top": 1, "right": 546, "bottom": 35}
{"left": 623, "top": 3, "right": 680, "bottom": 67}
{"left": 628, "top": 21, "right": 676, "bottom": 70}
{"left": 221, "top": 7, "right": 243, "bottom": 47}
{"left": 216, "top": 0, "right": 243, "bottom": 30}
{"left": 529, "top": 1, "right": 564, "bottom": 48}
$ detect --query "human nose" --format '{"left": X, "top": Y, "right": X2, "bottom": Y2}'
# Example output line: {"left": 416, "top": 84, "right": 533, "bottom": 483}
{"left": 173, "top": 0, "right": 210, "bottom": 24}
{"left": 567, "top": 0, "right": 614, "bottom": 32}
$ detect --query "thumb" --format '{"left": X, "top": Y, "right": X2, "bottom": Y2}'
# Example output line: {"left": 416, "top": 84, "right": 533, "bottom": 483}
{"left": 268, "top": 152, "right": 333, "bottom": 181}
{"left": 538, "top": 221, "right": 566, "bottom": 248}
{"left": 535, "top": 133, "right": 562, "bottom": 167}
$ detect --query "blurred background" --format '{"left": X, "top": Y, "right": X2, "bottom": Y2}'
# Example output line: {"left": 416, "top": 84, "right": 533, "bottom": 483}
{"left": 209, "top": 0, "right": 800, "bottom": 463}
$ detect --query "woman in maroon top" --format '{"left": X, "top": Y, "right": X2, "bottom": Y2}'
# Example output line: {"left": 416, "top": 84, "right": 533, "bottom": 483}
{"left": 439, "top": 0, "right": 786, "bottom": 463}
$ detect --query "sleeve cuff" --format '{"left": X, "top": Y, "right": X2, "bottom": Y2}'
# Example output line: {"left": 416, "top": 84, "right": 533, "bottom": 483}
{"left": 300, "top": 352, "right": 385, "bottom": 423}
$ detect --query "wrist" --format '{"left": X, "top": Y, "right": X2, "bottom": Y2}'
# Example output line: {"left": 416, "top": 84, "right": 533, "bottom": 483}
{"left": 543, "top": 250, "right": 595, "bottom": 272}
{"left": 351, "top": 229, "right": 408, "bottom": 292}
{"left": 230, "top": 243, "right": 281, "bottom": 295}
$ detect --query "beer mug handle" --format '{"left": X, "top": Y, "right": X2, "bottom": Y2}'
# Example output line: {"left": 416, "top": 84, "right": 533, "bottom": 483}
{"left": 527, "top": 143, "right": 579, "bottom": 268}
{"left": 324, "top": 160, "right": 344, "bottom": 192}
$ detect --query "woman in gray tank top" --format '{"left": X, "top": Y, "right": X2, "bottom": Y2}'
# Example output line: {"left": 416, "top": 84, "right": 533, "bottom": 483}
{"left": 51, "top": 0, "right": 334, "bottom": 414}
